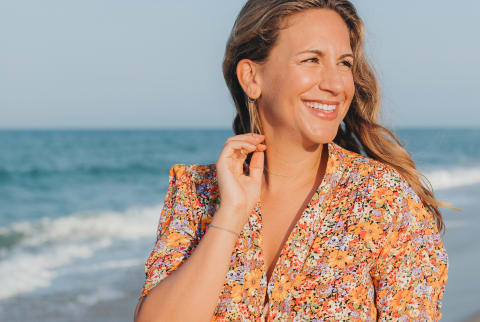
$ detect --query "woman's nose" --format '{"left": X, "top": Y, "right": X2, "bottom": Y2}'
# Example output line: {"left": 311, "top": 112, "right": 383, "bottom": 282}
{"left": 318, "top": 63, "right": 344, "bottom": 95}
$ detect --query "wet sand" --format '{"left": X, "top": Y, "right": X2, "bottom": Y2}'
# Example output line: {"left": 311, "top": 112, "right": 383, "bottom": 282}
{"left": 0, "top": 265, "right": 145, "bottom": 322}
{"left": 467, "top": 312, "right": 480, "bottom": 322}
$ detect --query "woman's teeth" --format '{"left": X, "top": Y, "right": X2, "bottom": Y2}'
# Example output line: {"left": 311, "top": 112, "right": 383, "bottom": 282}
{"left": 304, "top": 101, "right": 336, "bottom": 112}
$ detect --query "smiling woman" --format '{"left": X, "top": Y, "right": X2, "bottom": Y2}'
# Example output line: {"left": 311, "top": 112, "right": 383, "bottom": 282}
{"left": 134, "top": 1, "right": 451, "bottom": 321}
{"left": 233, "top": 8, "right": 356, "bottom": 146}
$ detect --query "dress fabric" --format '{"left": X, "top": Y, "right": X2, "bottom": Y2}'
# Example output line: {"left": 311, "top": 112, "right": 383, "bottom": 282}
{"left": 139, "top": 141, "right": 449, "bottom": 321}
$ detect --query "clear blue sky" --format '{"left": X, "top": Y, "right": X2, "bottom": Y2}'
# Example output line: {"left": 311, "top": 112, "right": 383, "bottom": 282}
{"left": 1, "top": 0, "right": 478, "bottom": 129}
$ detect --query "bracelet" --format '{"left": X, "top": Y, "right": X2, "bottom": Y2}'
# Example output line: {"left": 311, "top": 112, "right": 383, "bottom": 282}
{"left": 209, "top": 224, "right": 240, "bottom": 237}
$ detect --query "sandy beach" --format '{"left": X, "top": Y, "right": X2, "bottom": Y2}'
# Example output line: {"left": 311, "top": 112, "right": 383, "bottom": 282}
{"left": 468, "top": 313, "right": 480, "bottom": 322}
{"left": 0, "top": 265, "right": 145, "bottom": 322}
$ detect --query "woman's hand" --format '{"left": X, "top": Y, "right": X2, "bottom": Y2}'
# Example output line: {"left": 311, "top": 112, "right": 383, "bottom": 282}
{"left": 215, "top": 133, "right": 266, "bottom": 224}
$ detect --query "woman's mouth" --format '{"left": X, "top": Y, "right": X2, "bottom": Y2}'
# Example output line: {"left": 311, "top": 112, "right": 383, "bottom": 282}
{"left": 303, "top": 100, "right": 339, "bottom": 121}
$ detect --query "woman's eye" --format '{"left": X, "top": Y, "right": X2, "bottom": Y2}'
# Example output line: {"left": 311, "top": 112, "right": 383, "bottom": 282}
{"left": 303, "top": 57, "right": 319, "bottom": 63}
{"left": 341, "top": 61, "right": 353, "bottom": 68}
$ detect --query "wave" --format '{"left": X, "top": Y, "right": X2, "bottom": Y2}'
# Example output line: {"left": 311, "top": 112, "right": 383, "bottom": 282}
{"left": 0, "top": 204, "right": 163, "bottom": 300}
{"left": 444, "top": 220, "right": 470, "bottom": 229}
{"left": 0, "top": 162, "right": 168, "bottom": 180}
{"left": 76, "top": 286, "right": 125, "bottom": 306}
{"left": 3, "top": 163, "right": 478, "bottom": 190}
{"left": 424, "top": 166, "right": 480, "bottom": 190}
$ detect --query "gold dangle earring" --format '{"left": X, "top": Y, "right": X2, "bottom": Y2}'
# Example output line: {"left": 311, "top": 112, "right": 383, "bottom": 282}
{"left": 243, "top": 95, "right": 262, "bottom": 174}
{"left": 247, "top": 96, "right": 262, "bottom": 135}
{"left": 246, "top": 96, "right": 287, "bottom": 178}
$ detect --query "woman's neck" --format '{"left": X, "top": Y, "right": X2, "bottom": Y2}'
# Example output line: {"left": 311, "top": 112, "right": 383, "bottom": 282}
{"left": 260, "top": 134, "right": 326, "bottom": 195}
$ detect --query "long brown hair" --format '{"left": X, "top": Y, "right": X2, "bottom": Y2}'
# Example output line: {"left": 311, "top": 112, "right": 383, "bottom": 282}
{"left": 222, "top": 0, "right": 457, "bottom": 234}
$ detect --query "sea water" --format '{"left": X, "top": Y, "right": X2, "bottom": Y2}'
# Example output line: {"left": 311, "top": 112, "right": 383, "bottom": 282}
{"left": 0, "top": 128, "right": 478, "bottom": 321}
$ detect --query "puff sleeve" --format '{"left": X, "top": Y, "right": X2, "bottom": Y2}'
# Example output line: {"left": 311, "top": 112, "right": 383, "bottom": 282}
{"left": 140, "top": 164, "right": 200, "bottom": 298}
{"left": 370, "top": 169, "right": 449, "bottom": 321}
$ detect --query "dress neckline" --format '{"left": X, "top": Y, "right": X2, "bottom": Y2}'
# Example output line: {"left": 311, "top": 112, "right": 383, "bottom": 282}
{"left": 256, "top": 141, "right": 339, "bottom": 314}
{"left": 259, "top": 142, "right": 329, "bottom": 280}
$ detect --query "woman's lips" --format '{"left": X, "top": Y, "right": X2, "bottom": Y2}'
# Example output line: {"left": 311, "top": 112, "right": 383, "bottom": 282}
{"left": 303, "top": 101, "right": 339, "bottom": 121}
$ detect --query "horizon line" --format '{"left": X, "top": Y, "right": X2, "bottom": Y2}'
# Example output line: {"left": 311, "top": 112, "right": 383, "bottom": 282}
{"left": 0, "top": 125, "right": 479, "bottom": 131}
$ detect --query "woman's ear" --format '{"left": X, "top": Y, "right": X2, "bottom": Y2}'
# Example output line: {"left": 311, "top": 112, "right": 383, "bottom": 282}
{"left": 236, "top": 58, "right": 262, "bottom": 100}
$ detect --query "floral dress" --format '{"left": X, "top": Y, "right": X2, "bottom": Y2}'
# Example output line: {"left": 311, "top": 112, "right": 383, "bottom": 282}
{"left": 139, "top": 141, "right": 449, "bottom": 321}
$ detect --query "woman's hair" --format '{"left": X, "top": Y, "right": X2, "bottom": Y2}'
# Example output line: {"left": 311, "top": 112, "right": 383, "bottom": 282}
{"left": 222, "top": 0, "right": 457, "bottom": 234}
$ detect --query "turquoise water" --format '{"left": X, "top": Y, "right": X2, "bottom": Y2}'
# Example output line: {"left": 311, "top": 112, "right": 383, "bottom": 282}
{"left": 0, "top": 128, "right": 478, "bottom": 321}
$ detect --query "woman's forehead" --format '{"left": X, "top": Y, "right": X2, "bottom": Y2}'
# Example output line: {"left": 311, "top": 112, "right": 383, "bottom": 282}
{"left": 276, "top": 8, "right": 351, "bottom": 53}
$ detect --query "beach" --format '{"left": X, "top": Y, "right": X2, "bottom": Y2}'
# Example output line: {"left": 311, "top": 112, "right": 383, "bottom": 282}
{"left": 0, "top": 128, "right": 478, "bottom": 321}
{"left": 0, "top": 264, "right": 144, "bottom": 321}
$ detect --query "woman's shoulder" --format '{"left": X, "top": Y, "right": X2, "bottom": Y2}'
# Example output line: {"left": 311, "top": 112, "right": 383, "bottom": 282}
{"left": 168, "top": 163, "right": 217, "bottom": 185}
{"left": 335, "top": 143, "right": 411, "bottom": 194}
{"left": 167, "top": 163, "right": 220, "bottom": 207}
{"left": 337, "top": 144, "right": 436, "bottom": 233}
{"left": 171, "top": 163, "right": 220, "bottom": 225}
{"left": 336, "top": 143, "right": 427, "bottom": 217}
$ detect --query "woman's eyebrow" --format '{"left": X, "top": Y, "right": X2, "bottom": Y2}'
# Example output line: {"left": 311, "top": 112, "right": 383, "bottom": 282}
{"left": 296, "top": 49, "right": 354, "bottom": 60}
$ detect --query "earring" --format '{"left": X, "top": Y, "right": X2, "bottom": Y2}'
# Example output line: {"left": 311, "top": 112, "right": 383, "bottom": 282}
{"left": 247, "top": 96, "right": 257, "bottom": 104}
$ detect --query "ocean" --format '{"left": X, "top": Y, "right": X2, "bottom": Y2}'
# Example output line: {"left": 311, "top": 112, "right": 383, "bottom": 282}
{"left": 0, "top": 128, "right": 478, "bottom": 321}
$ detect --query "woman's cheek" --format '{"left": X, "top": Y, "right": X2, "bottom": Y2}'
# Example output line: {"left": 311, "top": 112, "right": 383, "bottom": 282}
{"left": 345, "top": 75, "right": 355, "bottom": 97}
{"left": 294, "top": 69, "right": 318, "bottom": 90}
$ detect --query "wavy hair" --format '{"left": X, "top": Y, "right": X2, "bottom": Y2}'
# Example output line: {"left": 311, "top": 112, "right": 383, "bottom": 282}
{"left": 222, "top": 0, "right": 458, "bottom": 233}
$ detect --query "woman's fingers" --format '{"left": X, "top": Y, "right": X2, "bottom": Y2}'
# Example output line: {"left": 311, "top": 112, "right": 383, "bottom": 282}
{"left": 249, "top": 150, "right": 264, "bottom": 182}
{"left": 222, "top": 135, "right": 265, "bottom": 158}
{"left": 221, "top": 140, "right": 261, "bottom": 174}
{"left": 220, "top": 133, "right": 266, "bottom": 176}
{"left": 223, "top": 140, "right": 257, "bottom": 156}
{"left": 215, "top": 134, "right": 266, "bottom": 216}
{"left": 226, "top": 133, "right": 265, "bottom": 145}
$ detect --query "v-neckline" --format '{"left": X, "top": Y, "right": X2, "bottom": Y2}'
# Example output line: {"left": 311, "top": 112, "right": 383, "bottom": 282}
{"left": 257, "top": 141, "right": 335, "bottom": 305}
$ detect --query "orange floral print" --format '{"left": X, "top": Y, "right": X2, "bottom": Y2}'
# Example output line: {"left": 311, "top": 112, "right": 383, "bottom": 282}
{"left": 292, "top": 273, "right": 306, "bottom": 289}
{"left": 230, "top": 284, "right": 243, "bottom": 303}
{"left": 271, "top": 274, "right": 293, "bottom": 302}
{"left": 328, "top": 249, "right": 354, "bottom": 269}
{"left": 139, "top": 141, "right": 448, "bottom": 321}
{"left": 166, "top": 231, "right": 188, "bottom": 246}
{"left": 245, "top": 269, "right": 262, "bottom": 296}
{"left": 354, "top": 221, "right": 384, "bottom": 246}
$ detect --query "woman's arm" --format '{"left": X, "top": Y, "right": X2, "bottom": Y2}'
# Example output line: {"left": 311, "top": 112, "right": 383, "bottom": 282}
{"left": 369, "top": 168, "right": 449, "bottom": 321}
{"left": 135, "top": 134, "right": 266, "bottom": 322}
{"left": 135, "top": 134, "right": 265, "bottom": 322}
{"left": 134, "top": 204, "right": 247, "bottom": 322}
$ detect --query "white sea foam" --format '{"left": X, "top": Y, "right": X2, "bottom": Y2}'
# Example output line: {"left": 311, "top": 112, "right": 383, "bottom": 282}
{"left": 0, "top": 243, "right": 98, "bottom": 300}
{"left": 76, "top": 286, "right": 124, "bottom": 306}
{"left": 424, "top": 166, "right": 480, "bottom": 190}
{"left": 1, "top": 165, "right": 477, "bottom": 301}
{"left": 0, "top": 203, "right": 162, "bottom": 300}
{"left": 68, "top": 258, "right": 144, "bottom": 274}
{"left": 445, "top": 220, "right": 470, "bottom": 229}
{"left": 0, "top": 204, "right": 163, "bottom": 247}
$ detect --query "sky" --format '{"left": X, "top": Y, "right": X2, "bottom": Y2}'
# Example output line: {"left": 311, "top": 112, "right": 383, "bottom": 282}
{"left": 1, "top": 0, "right": 479, "bottom": 129}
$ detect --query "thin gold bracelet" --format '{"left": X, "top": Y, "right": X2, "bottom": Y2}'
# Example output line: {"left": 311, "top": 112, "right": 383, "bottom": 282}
{"left": 209, "top": 224, "right": 240, "bottom": 237}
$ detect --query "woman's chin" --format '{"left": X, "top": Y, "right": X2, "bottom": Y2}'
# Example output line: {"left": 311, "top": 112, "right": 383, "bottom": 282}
{"left": 300, "top": 132, "right": 337, "bottom": 148}
{"left": 300, "top": 125, "right": 339, "bottom": 145}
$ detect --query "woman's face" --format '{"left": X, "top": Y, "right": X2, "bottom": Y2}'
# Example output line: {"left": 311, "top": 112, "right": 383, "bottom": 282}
{"left": 257, "top": 8, "right": 355, "bottom": 144}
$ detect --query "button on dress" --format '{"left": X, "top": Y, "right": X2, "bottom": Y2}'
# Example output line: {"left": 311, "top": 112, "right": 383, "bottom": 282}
{"left": 140, "top": 141, "right": 449, "bottom": 321}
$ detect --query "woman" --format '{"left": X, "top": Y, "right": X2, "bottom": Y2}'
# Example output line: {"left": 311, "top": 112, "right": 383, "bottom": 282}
{"left": 135, "top": 0, "right": 450, "bottom": 321}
